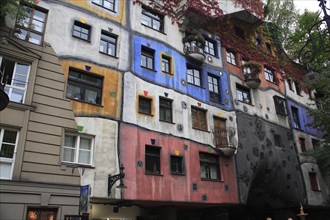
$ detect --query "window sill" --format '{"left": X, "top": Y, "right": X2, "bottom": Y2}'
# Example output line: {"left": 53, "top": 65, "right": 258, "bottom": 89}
{"left": 171, "top": 172, "right": 186, "bottom": 176}
{"left": 201, "top": 178, "right": 223, "bottom": 182}
{"left": 162, "top": 71, "right": 173, "bottom": 75}
{"left": 187, "top": 83, "right": 203, "bottom": 88}
{"left": 237, "top": 100, "right": 253, "bottom": 106}
{"left": 99, "top": 51, "right": 118, "bottom": 59}
{"left": 145, "top": 172, "right": 163, "bottom": 176}
{"left": 227, "top": 62, "right": 238, "bottom": 67}
{"left": 192, "top": 127, "right": 209, "bottom": 133}
{"left": 61, "top": 162, "right": 95, "bottom": 169}
{"left": 7, "top": 102, "right": 36, "bottom": 111}
{"left": 141, "top": 66, "right": 157, "bottom": 72}
{"left": 92, "top": 2, "right": 116, "bottom": 13}
{"left": 68, "top": 98, "right": 103, "bottom": 107}
{"left": 72, "top": 35, "right": 91, "bottom": 43}
{"left": 138, "top": 111, "right": 153, "bottom": 116}
{"left": 159, "top": 120, "right": 175, "bottom": 124}
{"left": 141, "top": 24, "right": 166, "bottom": 35}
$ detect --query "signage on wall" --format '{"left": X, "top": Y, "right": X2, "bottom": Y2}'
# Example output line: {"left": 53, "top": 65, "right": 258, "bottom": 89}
{"left": 80, "top": 185, "right": 90, "bottom": 214}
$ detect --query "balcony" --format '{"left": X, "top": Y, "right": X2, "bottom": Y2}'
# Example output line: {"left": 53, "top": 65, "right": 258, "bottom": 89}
{"left": 242, "top": 61, "right": 262, "bottom": 89}
{"left": 212, "top": 127, "right": 237, "bottom": 157}
{"left": 182, "top": 35, "right": 206, "bottom": 63}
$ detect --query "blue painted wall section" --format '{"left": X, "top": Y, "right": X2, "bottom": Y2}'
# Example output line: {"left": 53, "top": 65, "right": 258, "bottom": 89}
{"left": 287, "top": 99, "right": 323, "bottom": 137}
{"left": 133, "top": 35, "right": 233, "bottom": 111}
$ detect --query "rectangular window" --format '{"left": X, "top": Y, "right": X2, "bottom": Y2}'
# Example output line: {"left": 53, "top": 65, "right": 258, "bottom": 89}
{"left": 170, "top": 155, "right": 184, "bottom": 174}
{"left": 141, "top": 46, "right": 155, "bottom": 70}
{"left": 62, "top": 134, "right": 93, "bottom": 165}
{"left": 161, "top": 55, "right": 171, "bottom": 74}
{"left": 208, "top": 74, "right": 221, "bottom": 103}
{"left": 138, "top": 96, "right": 152, "bottom": 115}
{"left": 14, "top": 5, "right": 47, "bottom": 45}
{"left": 274, "top": 134, "right": 282, "bottom": 147}
{"left": 242, "top": 59, "right": 251, "bottom": 75}
{"left": 159, "top": 97, "right": 172, "bottom": 122}
{"left": 273, "top": 96, "right": 287, "bottom": 116}
{"left": 187, "top": 66, "right": 201, "bottom": 87}
{"left": 191, "top": 106, "right": 207, "bottom": 131}
{"left": 141, "top": 6, "right": 164, "bottom": 32}
{"left": 213, "top": 117, "right": 228, "bottom": 148}
{"left": 287, "top": 78, "right": 294, "bottom": 91}
{"left": 99, "top": 30, "right": 117, "bottom": 57}
{"left": 311, "top": 138, "right": 321, "bottom": 149}
{"left": 92, "top": 0, "right": 115, "bottom": 12}
{"left": 0, "top": 128, "right": 18, "bottom": 180}
{"left": 27, "top": 208, "right": 58, "bottom": 220}
{"left": 256, "top": 32, "right": 262, "bottom": 46}
{"left": 309, "top": 172, "right": 320, "bottom": 191}
{"left": 145, "top": 145, "right": 160, "bottom": 174}
{"left": 294, "top": 81, "right": 301, "bottom": 95}
{"left": 0, "top": 57, "right": 30, "bottom": 103}
{"left": 226, "top": 50, "right": 236, "bottom": 65}
{"left": 204, "top": 38, "right": 216, "bottom": 56}
{"left": 236, "top": 84, "right": 251, "bottom": 104}
{"left": 299, "top": 137, "right": 306, "bottom": 152}
{"left": 291, "top": 106, "right": 301, "bottom": 129}
{"left": 72, "top": 21, "right": 91, "bottom": 41}
{"left": 200, "top": 152, "right": 220, "bottom": 180}
{"left": 265, "top": 67, "right": 275, "bottom": 83}
{"left": 66, "top": 68, "right": 103, "bottom": 105}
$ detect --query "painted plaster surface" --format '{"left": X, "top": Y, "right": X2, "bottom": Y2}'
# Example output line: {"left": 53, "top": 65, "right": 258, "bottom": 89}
{"left": 132, "top": 36, "right": 232, "bottom": 110}
{"left": 61, "top": 60, "right": 122, "bottom": 119}
{"left": 120, "top": 123, "right": 239, "bottom": 204}
{"left": 75, "top": 117, "right": 120, "bottom": 198}
{"left": 236, "top": 112, "right": 305, "bottom": 208}
{"left": 123, "top": 72, "right": 237, "bottom": 145}
{"left": 40, "top": 1, "right": 130, "bottom": 71}
{"left": 285, "top": 80, "right": 315, "bottom": 107}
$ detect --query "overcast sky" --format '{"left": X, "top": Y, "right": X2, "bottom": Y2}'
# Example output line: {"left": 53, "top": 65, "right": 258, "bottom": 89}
{"left": 294, "top": 0, "right": 330, "bottom": 14}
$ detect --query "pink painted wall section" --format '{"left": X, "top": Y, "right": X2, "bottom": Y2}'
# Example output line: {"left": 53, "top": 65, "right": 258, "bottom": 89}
{"left": 120, "top": 123, "right": 239, "bottom": 204}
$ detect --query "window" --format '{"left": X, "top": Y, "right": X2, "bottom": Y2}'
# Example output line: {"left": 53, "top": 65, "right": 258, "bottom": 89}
{"left": 200, "top": 153, "right": 220, "bottom": 180}
{"left": 266, "top": 43, "right": 272, "bottom": 54}
{"left": 0, "top": 57, "right": 30, "bottom": 103}
{"left": 213, "top": 117, "right": 228, "bottom": 148}
{"left": 92, "top": 0, "right": 115, "bottom": 12}
{"left": 265, "top": 67, "right": 276, "bottom": 83}
{"left": 161, "top": 55, "right": 171, "bottom": 74}
{"left": 226, "top": 50, "right": 236, "bottom": 65}
{"left": 273, "top": 96, "right": 287, "bottom": 116}
{"left": 141, "top": 6, "right": 164, "bottom": 32}
{"left": 291, "top": 106, "right": 301, "bottom": 129}
{"left": 274, "top": 134, "right": 282, "bottom": 147}
{"left": 208, "top": 74, "right": 221, "bottom": 103}
{"left": 0, "top": 128, "right": 18, "bottom": 179}
{"left": 191, "top": 107, "right": 207, "bottom": 131}
{"left": 66, "top": 68, "right": 103, "bottom": 104}
{"left": 187, "top": 66, "right": 201, "bottom": 87}
{"left": 171, "top": 155, "right": 184, "bottom": 174}
{"left": 138, "top": 96, "right": 152, "bottom": 115}
{"left": 311, "top": 138, "right": 321, "bottom": 149}
{"left": 242, "top": 59, "right": 251, "bottom": 75}
{"left": 204, "top": 38, "right": 216, "bottom": 56}
{"left": 145, "top": 145, "right": 160, "bottom": 174}
{"left": 294, "top": 81, "right": 301, "bottom": 95}
{"left": 159, "top": 97, "right": 172, "bottom": 122}
{"left": 141, "top": 46, "right": 155, "bottom": 70}
{"left": 299, "top": 137, "right": 306, "bottom": 152}
{"left": 14, "top": 5, "right": 47, "bottom": 45}
{"left": 27, "top": 208, "right": 58, "bottom": 220}
{"left": 236, "top": 84, "right": 251, "bottom": 104}
{"left": 234, "top": 26, "right": 245, "bottom": 39}
{"left": 72, "top": 21, "right": 91, "bottom": 41}
{"left": 309, "top": 172, "right": 320, "bottom": 191}
{"left": 62, "top": 134, "right": 93, "bottom": 165}
{"left": 287, "top": 78, "right": 294, "bottom": 91}
{"left": 256, "top": 32, "right": 262, "bottom": 46}
{"left": 99, "top": 30, "right": 117, "bottom": 56}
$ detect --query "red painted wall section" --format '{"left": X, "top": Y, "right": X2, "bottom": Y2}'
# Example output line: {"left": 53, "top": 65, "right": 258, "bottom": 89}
{"left": 120, "top": 123, "right": 239, "bottom": 204}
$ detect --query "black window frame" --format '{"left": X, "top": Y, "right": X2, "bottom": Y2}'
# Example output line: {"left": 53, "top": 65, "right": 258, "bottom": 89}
{"left": 161, "top": 54, "right": 171, "bottom": 74}
{"left": 299, "top": 137, "right": 306, "bottom": 152}
{"left": 141, "top": 5, "right": 164, "bottom": 32}
{"left": 138, "top": 96, "right": 152, "bottom": 115}
{"left": 236, "top": 84, "right": 251, "bottom": 104}
{"left": 204, "top": 37, "right": 216, "bottom": 56}
{"left": 274, "top": 134, "right": 282, "bottom": 147}
{"left": 187, "top": 65, "right": 201, "bottom": 87}
{"left": 141, "top": 46, "right": 155, "bottom": 70}
{"left": 199, "top": 152, "right": 220, "bottom": 181}
{"left": 145, "top": 145, "right": 161, "bottom": 174}
{"left": 92, "top": 0, "right": 116, "bottom": 12}
{"left": 264, "top": 67, "right": 276, "bottom": 83}
{"left": 291, "top": 106, "right": 301, "bottom": 129}
{"left": 159, "top": 97, "right": 173, "bottom": 123}
{"left": 191, "top": 106, "right": 208, "bottom": 131}
{"left": 66, "top": 68, "right": 103, "bottom": 105}
{"left": 309, "top": 172, "right": 320, "bottom": 191}
{"left": 72, "top": 20, "right": 91, "bottom": 41}
{"left": 208, "top": 74, "right": 221, "bottom": 103}
{"left": 99, "top": 30, "right": 117, "bottom": 57}
{"left": 294, "top": 81, "right": 301, "bottom": 95}
{"left": 226, "top": 50, "right": 236, "bottom": 65}
{"left": 170, "top": 155, "right": 184, "bottom": 175}
{"left": 273, "top": 96, "right": 287, "bottom": 116}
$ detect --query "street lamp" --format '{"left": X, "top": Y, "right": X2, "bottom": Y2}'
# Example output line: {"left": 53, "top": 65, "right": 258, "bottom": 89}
{"left": 108, "top": 164, "right": 127, "bottom": 196}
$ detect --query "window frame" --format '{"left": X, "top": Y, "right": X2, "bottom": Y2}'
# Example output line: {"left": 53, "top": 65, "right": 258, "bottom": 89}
{"left": 72, "top": 20, "right": 91, "bottom": 42}
{"left": 204, "top": 38, "right": 216, "bottom": 56}
{"left": 66, "top": 68, "right": 103, "bottom": 105}
{"left": 236, "top": 84, "right": 251, "bottom": 104}
{"left": 291, "top": 106, "right": 301, "bottom": 129}
{"left": 14, "top": 4, "right": 48, "bottom": 45}
{"left": 208, "top": 74, "right": 221, "bottom": 103}
{"left": 226, "top": 50, "right": 236, "bottom": 65}
{"left": 27, "top": 207, "right": 58, "bottom": 220}
{"left": 141, "top": 46, "right": 155, "bottom": 70}
{"left": 170, "top": 155, "right": 185, "bottom": 175}
{"left": 0, "top": 128, "right": 19, "bottom": 180}
{"left": 294, "top": 81, "right": 301, "bottom": 95}
{"left": 159, "top": 97, "right": 173, "bottom": 123}
{"left": 273, "top": 96, "right": 287, "bottom": 116}
{"left": 161, "top": 54, "right": 171, "bottom": 74}
{"left": 141, "top": 5, "right": 164, "bottom": 32}
{"left": 242, "top": 59, "right": 251, "bottom": 75}
{"left": 309, "top": 172, "right": 320, "bottom": 191}
{"left": 92, "top": 0, "right": 116, "bottom": 12}
{"left": 187, "top": 66, "right": 201, "bottom": 87}
{"left": 145, "top": 145, "right": 161, "bottom": 175}
{"left": 299, "top": 137, "right": 306, "bottom": 152}
{"left": 199, "top": 152, "right": 220, "bottom": 181}
{"left": 138, "top": 96, "right": 152, "bottom": 115}
{"left": 99, "top": 30, "right": 117, "bottom": 57}
{"left": 191, "top": 106, "right": 208, "bottom": 131}
{"left": 273, "top": 134, "right": 282, "bottom": 148}
{"left": 264, "top": 67, "right": 276, "bottom": 83}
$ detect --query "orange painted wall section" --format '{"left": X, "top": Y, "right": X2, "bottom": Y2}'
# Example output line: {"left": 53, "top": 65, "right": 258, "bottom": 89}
{"left": 61, "top": 60, "right": 122, "bottom": 119}
{"left": 120, "top": 123, "right": 239, "bottom": 204}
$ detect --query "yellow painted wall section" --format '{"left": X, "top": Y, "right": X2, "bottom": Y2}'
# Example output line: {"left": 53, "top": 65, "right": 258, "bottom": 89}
{"left": 61, "top": 60, "right": 122, "bottom": 119}
{"left": 63, "top": 0, "right": 126, "bottom": 25}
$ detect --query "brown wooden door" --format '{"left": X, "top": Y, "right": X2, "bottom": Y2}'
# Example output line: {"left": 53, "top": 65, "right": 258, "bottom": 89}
{"left": 213, "top": 117, "right": 227, "bottom": 147}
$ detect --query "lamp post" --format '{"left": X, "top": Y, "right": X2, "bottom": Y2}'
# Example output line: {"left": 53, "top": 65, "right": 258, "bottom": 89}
{"left": 108, "top": 164, "right": 127, "bottom": 196}
{"left": 318, "top": 0, "right": 330, "bottom": 34}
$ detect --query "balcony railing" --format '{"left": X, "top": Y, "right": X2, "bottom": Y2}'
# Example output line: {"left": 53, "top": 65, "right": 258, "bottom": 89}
{"left": 212, "top": 127, "right": 237, "bottom": 157}
{"left": 182, "top": 36, "right": 206, "bottom": 63}
{"left": 244, "top": 72, "right": 261, "bottom": 88}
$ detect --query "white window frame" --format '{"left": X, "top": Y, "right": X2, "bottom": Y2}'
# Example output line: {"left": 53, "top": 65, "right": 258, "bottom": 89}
{"left": 62, "top": 133, "right": 94, "bottom": 166}
{"left": 0, "top": 128, "right": 19, "bottom": 180}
